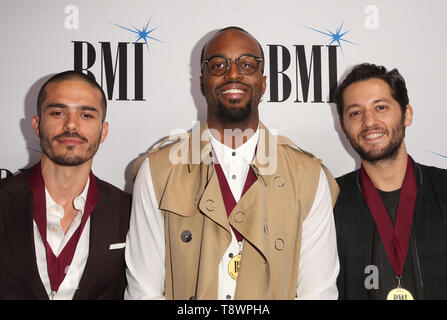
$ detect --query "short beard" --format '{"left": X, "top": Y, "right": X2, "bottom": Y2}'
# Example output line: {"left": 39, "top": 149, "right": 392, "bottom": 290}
{"left": 347, "top": 124, "right": 405, "bottom": 163}
{"left": 40, "top": 130, "right": 100, "bottom": 167}
{"left": 49, "top": 152, "right": 95, "bottom": 167}
{"left": 217, "top": 99, "right": 252, "bottom": 123}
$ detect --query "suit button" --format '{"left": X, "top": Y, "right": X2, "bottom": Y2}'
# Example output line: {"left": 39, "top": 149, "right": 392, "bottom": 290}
{"left": 181, "top": 230, "right": 192, "bottom": 242}
{"left": 234, "top": 211, "right": 245, "bottom": 223}
{"left": 205, "top": 199, "right": 216, "bottom": 211}
{"left": 274, "top": 176, "right": 285, "bottom": 187}
{"left": 275, "top": 238, "right": 285, "bottom": 250}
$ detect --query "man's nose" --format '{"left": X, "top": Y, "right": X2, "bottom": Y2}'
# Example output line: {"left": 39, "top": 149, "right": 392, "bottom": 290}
{"left": 362, "top": 109, "right": 377, "bottom": 128}
{"left": 64, "top": 112, "right": 79, "bottom": 131}
{"left": 224, "top": 59, "right": 243, "bottom": 81}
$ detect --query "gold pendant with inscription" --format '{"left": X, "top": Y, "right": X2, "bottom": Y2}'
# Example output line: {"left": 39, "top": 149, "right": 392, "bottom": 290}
{"left": 228, "top": 254, "right": 242, "bottom": 280}
{"left": 386, "top": 287, "right": 414, "bottom": 300}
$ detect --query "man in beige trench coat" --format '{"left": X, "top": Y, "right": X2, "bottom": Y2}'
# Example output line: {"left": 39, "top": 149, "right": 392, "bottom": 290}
{"left": 125, "top": 26, "right": 340, "bottom": 300}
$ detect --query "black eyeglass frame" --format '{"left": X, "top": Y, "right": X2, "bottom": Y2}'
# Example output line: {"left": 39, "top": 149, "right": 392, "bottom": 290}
{"left": 201, "top": 54, "right": 263, "bottom": 76}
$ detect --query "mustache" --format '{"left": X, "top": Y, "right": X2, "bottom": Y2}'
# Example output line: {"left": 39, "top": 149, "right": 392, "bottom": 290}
{"left": 53, "top": 131, "right": 88, "bottom": 143}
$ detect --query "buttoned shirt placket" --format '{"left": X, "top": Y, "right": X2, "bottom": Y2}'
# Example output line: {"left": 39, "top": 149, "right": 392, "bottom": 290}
{"left": 209, "top": 128, "right": 259, "bottom": 300}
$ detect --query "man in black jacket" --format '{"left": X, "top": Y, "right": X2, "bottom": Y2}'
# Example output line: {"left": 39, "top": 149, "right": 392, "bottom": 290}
{"left": 0, "top": 71, "right": 131, "bottom": 299}
{"left": 333, "top": 63, "right": 447, "bottom": 300}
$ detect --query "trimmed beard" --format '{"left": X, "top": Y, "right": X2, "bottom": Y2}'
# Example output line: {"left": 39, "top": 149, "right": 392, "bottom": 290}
{"left": 39, "top": 129, "right": 101, "bottom": 167}
{"left": 346, "top": 122, "right": 406, "bottom": 163}
{"left": 217, "top": 98, "right": 252, "bottom": 123}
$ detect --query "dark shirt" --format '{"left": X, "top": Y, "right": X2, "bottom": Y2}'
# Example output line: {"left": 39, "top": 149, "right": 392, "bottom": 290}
{"left": 372, "top": 189, "right": 424, "bottom": 299}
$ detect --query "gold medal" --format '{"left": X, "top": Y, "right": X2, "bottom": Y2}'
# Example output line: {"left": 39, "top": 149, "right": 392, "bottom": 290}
{"left": 387, "top": 276, "right": 414, "bottom": 300}
{"left": 387, "top": 287, "right": 414, "bottom": 300}
{"left": 228, "top": 254, "right": 242, "bottom": 280}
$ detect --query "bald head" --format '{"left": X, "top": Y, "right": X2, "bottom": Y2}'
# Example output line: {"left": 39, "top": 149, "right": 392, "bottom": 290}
{"left": 200, "top": 26, "right": 265, "bottom": 74}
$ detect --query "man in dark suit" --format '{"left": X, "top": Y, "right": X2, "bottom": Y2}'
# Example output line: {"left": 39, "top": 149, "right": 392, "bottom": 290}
{"left": 0, "top": 71, "right": 131, "bottom": 299}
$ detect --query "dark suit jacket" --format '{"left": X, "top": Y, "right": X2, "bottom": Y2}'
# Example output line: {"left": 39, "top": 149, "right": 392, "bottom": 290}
{"left": 0, "top": 167, "right": 131, "bottom": 300}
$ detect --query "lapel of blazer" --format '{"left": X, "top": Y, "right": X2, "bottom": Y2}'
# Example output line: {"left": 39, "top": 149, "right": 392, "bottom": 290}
{"left": 73, "top": 176, "right": 103, "bottom": 300}
{"left": 4, "top": 172, "right": 48, "bottom": 299}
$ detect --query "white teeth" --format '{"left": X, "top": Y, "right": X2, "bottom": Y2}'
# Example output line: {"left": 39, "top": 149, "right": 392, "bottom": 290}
{"left": 223, "top": 89, "right": 244, "bottom": 94}
{"left": 365, "top": 133, "right": 384, "bottom": 139}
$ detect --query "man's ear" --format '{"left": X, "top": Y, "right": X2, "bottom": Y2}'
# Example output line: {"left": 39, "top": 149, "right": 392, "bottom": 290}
{"left": 404, "top": 104, "right": 413, "bottom": 127}
{"left": 339, "top": 120, "right": 346, "bottom": 133}
{"left": 100, "top": 122, "right": 109, "bottom": 143}
{"left": 32, "top": 115, "right": 40, "bottom": 138}
{"left": 200, "top": 76, "right": 205, "bottom": 96}
{"left": 261, "top": 75, "right": 267, "bottom": 96}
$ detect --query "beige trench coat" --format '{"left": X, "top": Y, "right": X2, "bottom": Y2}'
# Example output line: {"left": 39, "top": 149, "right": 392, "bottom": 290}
{"left": 142, "top": 122, "right": 339, "bottom": 299}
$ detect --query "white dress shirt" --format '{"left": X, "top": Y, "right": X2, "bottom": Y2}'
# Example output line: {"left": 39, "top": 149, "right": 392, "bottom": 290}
{"left": 33, "top": 178, "right": 91, "bottom": 300}
{"left": 125, "top": 128, "right": 339, "bottom": 300}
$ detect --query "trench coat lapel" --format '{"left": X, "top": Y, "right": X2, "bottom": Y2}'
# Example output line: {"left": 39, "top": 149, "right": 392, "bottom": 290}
{"left": 229, "top": 178, "right": 270, "bottom": 264}
{"left": 196, "top": 169, "right": 232, "bottom": 298}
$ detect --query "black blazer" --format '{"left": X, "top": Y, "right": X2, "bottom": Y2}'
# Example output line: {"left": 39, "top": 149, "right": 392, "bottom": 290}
{"left": 0, "top": 167, "right": 131, "bottom": 300}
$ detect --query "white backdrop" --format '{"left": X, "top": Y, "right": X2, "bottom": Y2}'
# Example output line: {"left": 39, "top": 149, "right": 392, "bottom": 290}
{"left": 1, "top": 0, "right": 446, "bottom": 192}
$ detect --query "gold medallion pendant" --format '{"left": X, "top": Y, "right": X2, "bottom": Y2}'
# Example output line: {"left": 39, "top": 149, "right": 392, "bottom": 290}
{"left": 228, "top": 254, "right": 242, "bottom": 280}
{"left": 387, "top": 288, "right": 414, "bottom": 300}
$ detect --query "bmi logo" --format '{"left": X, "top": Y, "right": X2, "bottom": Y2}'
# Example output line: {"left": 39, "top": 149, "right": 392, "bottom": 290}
{"left": 72, "top": 19, "right": 161, "bottom": 102}
{"left": 267, "top": 22, "right": 355, "bottom": 104}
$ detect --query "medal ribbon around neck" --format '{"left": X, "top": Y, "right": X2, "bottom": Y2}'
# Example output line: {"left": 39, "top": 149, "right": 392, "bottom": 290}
{"left": 360, "top": 155, "right": 418, "bottom": 278}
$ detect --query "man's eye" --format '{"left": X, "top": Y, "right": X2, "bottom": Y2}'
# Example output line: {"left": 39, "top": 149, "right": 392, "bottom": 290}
{"left": 349, "top": 111, "right": 361, "bottom": 118}
{"left": 81, "top": 113, "right": 94, "bottom": 119}
{"left": 240, "top": 62, "right": 255, "bottom": 70}
{"left": 377, "top": 105, "right": 387, "bottom": 110}
{"left": 210, "top": 62, "right": 226, "bottom": 70}
{"left": 50, "top": 111, "right": 63, "bottom": 116}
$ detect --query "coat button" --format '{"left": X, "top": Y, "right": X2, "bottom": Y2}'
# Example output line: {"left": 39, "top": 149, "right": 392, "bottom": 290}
{"left": 205, "top": 199, "right": 216, "bottom": 211}
{"left": 274, "top": 238, "right": 285, "bottom": 250}
{"left": 181, "top": 230, "right": 192, "bottom": 242}
{"left": 234, "top": 211, "right": 245, "bottom": 223}
{"left": 274, "top": 176, "right": 285, "bottom": 187}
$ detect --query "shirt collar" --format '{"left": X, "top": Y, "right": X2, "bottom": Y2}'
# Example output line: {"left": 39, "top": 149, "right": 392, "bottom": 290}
{"left": 45, "top": 176, "right": 90, "bottom": 217}
{"left": 209, "top": 126, "right": 260, "bottom": 165}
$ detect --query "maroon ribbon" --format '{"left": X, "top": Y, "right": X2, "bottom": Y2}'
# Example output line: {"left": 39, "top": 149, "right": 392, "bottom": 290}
{"left": 29, "top": 162, "right": 97, "bottom": 293}
{"left": 213, "top": 161, "right": 257, "bottom": 242}
{"left": 360, "top": 155, "right": 417, "bottom": 277}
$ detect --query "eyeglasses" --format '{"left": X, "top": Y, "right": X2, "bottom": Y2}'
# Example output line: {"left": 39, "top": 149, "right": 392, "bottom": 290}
{"left": 201, "top": 54, "right": 263, "bottom": 76}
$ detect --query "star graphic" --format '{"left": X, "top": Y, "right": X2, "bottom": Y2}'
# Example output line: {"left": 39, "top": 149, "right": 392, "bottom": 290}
{"left": 427, "top": 150, "right": 447, "bottom": 159}
{"left": 109, "top": 18, "right": 162, "bottom": 53}
{"left": 303, "top": 21, "right": 357, "bottom": 54}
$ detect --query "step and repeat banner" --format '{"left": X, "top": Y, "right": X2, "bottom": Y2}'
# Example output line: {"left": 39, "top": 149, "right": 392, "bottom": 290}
{"left": 1, "top": 0, "right": 446, "bottom": 192}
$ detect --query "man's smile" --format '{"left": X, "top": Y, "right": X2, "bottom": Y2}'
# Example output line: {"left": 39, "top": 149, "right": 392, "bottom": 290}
{"left": 361, "top": 130, "right": 386, "bottom": 143}
{"left": 218, "top": 83, "right": 249, "bottom": 102}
